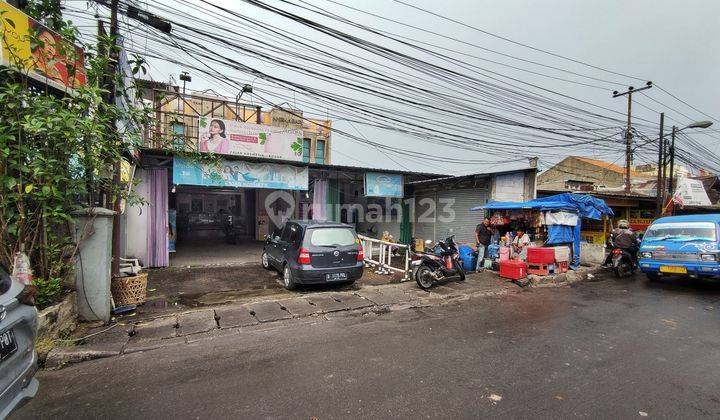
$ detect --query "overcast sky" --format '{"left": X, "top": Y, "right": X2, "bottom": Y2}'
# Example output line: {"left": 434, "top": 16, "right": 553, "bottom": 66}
{"left": 69, "top": 0, "right": 720, "bottom": 175}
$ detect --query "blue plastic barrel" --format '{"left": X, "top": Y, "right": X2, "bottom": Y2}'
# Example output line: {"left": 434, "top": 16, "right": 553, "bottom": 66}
{"left": 461, "top": 254, "right": 477, "bottom": 271}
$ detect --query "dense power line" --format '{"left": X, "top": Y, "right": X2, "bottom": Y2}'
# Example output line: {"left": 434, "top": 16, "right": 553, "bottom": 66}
{"left": 62, "top": 0, "right": 718, "bottom": 173}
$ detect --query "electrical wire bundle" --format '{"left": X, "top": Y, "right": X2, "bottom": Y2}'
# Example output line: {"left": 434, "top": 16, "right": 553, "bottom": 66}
{"left": 60, "top": 0, "right": 720, "bottom": 174}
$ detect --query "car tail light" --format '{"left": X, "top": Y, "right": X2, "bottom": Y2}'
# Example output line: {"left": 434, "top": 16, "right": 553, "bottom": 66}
{"left": 298, "top": 248, "right": 311, "bottom": 265}
{"left": 357, "top": 245, "right": 364, "bottom": 261}
{"left": 612, "top": 249, "right": 622, "bottom": 255}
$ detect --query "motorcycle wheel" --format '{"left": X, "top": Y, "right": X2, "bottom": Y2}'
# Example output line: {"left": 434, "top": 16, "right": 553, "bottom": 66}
{"left": 614, "top": 263, "right": 628, "bottom": 278}
{"left": 415, "top": 265, "right": 435, "bottom": 290}
{"left": 457, "top": 265, "right": 466, "bottom": 281}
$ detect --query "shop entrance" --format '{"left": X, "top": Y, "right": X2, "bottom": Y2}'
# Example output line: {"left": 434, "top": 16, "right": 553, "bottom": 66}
{"left": 171, "top": 186, "right": 259, "bottom": 266}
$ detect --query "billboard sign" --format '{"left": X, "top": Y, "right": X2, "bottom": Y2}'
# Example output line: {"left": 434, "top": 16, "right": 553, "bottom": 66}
{"left": 673, "top": 177, "right": 711, "bottom": 207}
{"left": 198, "top": 116, "right": 303, "bottom": 161}
{"left": 365, "top": 172, "right": 404, "bottom": 198}
{"left": 173, "top": 157, "right": 308, "bottom": 191}
{"left": 0, "top": 2, "right": 86, "bottom": 92}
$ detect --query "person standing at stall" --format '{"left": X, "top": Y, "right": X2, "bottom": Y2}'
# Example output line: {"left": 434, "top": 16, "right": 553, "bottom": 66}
{"left": 475, "top": 217, "right": 492, "bottom": 270}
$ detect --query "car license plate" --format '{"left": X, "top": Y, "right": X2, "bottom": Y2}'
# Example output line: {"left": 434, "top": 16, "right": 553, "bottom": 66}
{"left": 660, "top": 265, "right": 688, "bottom": 274}
{"left": 0, "top": 329, "right": 17, "bottom": 362}
{"left": 326, "top": 272, "right": 348, "bottom": 281}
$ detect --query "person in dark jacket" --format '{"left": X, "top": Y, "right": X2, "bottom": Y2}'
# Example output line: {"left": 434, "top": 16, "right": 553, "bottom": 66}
{"left": 603, "top": 219, "right": 639, "bottom": 267}
{"left": 475, "top": 218, "right": 492, "bottom": 270}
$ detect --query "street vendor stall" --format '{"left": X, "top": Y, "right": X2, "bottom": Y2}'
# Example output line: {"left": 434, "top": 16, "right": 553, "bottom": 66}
{"left": 471, "top": 193, "right": 614, "bottom": 270}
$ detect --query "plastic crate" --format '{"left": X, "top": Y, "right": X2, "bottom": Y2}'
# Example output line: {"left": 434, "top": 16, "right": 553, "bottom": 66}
{"left": 527, "top": 263, "right": 557, "bottom": 276}
{"left": 527, "top": 247, "right": 555, "bottom": 264}
{"left": 553, "top": 246, "right": 571, "bottom": 262}
{"left": 558, "top": 261, "right": 569, "bottom": 273}
{"left": 499, "top": 260, "right": 527, "bottom": 280}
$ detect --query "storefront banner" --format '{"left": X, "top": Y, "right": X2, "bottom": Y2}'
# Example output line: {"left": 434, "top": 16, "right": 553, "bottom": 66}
{"left": 673, "top": 177, "right": 711, "bottom": 207}
{"left": 0, "top": 2, "right": 86, "bottom": 92}
{"left": 197, "top": 116, "right": 303, "bottom": 162}
{"left": 365, "top": 172, "right": 403, "bottom": 198}
{"left": 173, "top": 157, "right": 308, "bottom": 190}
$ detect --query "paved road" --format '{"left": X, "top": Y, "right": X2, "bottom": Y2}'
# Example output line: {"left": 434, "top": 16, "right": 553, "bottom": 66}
{"left": 15, "top": 272, "right": 720, "bottom": 419}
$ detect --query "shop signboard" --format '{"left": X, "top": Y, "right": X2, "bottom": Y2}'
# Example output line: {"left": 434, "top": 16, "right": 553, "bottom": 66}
{"left": 0, "top": 2, "right": 86, "bottom": 92}
{"left": 197, "top": 116, "right": 303, "bottom": 161}
{"left": 269, "top": 107, "right": 303, "bottom": 128}
{"left": 673, "top": 177, "right": 711, "bottom": 207}
{"left": 173, "top": 157, "right": 308, "bottom": 190}
{"left": 364, "top": 172, "right": 403, "bottom": 198}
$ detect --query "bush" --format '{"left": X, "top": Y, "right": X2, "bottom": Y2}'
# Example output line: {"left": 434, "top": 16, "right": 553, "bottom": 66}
{"left": 33, "top": 277, "right": 63, "bottom": 309}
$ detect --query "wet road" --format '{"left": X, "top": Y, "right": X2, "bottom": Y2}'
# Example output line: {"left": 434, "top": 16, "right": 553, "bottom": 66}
{"left": 15, "top": 272, "right": 720, "bottom": 419}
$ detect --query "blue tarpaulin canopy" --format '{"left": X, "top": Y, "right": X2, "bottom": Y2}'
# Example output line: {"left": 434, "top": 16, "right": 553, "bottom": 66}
{"left": 471, "top": 193, "right": 614, "bottom": 220}
{"left": 470, "top": 193, "right": 614, "bottom": 269}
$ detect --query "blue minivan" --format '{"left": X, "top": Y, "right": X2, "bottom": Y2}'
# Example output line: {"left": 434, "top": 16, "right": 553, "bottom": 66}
{"left": 639, "top": 214, "right": 720, "bottom": 280}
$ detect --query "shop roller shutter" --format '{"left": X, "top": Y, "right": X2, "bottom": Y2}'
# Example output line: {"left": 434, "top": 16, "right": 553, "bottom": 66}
{"left": 413, "top": 192, "right": 436, "bottom": 242}
{"left": 436, "top": 188, "right": 488, "bottom": 245}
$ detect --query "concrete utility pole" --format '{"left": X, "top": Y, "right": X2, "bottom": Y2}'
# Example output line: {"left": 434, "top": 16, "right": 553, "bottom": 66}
{"left": 668, "top": 126, "right": 677, "bottom": 197}
{"left": 109, "top": 0, "right": 121, "bottom": 277}
{"left": 656, "top": 113, "right": 664, "bottom": 215}
{"left": 612, "top": 81, "right": 653, "bottom": 193}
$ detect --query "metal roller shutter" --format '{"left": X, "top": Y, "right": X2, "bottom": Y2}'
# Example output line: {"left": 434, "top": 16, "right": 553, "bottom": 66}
{"left": 436, "top": 189, "right": 488, "bottom": 244}
{"left": 413, "top": 192, "right": 435, "bottom": 242}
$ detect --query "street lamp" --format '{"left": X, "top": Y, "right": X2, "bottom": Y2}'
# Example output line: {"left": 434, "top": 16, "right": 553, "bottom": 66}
{"left": 667, "top": 120, "right": 714, "bottom": 193}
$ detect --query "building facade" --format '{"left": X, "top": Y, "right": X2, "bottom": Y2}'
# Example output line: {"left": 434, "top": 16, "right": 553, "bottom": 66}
{"left": 122, "top": 82, "right": 537, "bottom": 268}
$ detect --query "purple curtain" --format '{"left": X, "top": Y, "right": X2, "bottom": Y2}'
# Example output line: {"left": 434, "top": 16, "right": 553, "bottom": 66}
{"left": 146, "top": 168, "right": 169, "bottom": 267}
{"left": 312, "top": 179, "right": 328, "bottom": 221}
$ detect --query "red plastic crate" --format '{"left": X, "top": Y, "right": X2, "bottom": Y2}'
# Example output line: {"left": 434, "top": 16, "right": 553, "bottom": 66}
{"left": 526, "top": 247, "right": 555, "bottom": 264}
{"left": 558, "top": 261, "right": 569, "bottom": 273}
{"left": 528, "top": 263, "right": 551, "bottom": 276}
{"left": 499, "top": 260, "right": 527, "bottom": 280}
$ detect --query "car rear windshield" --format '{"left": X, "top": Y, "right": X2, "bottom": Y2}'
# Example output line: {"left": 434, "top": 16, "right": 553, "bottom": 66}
{"left": 309, "top": 228, "right": 356, "bottom": 247}
{"left": 644, "top": 222, "right": 717, "bottom": 242}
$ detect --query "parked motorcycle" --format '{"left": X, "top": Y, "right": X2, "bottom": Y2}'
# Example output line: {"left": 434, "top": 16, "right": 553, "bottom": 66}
{"left": 411, "top": 235, "right": 465, "bottom": 289}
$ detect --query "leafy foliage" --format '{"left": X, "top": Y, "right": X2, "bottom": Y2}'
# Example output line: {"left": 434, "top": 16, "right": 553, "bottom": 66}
{"left": 0, "top": 2, "right": 151, "bottom": 307}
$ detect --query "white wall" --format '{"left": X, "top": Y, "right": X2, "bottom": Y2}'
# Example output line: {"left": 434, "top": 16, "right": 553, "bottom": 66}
{"left": 124, "top": 168, "right": 150, "bottom": 265}
{"left": 493, "top": 172, "right": 527, "bottom": 202}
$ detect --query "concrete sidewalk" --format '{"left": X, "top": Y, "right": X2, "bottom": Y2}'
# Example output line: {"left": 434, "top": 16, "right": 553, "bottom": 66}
{"left": 45, "top": 268, "right": 594, "bottom": 369}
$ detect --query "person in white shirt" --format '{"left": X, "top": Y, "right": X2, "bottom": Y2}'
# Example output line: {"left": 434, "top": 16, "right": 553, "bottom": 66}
{"left": 512, "top": 229, "right": 531, "bottom": 260}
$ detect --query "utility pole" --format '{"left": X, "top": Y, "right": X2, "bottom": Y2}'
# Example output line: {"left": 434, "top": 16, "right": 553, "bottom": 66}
{"left": 668, "top": 126, "right": 677, "bottom": 196}
{"left": 656, "top": 113, "right": 664, "bottom": 215}
{"left": 108, "top": 0, "right": 121, "bottom": 277}
{"left": 613, "top": 81, "right": 653, "bottom": 193}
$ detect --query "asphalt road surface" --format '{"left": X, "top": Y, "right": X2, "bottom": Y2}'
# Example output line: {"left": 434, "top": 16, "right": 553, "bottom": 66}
{"left": 15, "top": 272, "right": 720, "bottom": 419}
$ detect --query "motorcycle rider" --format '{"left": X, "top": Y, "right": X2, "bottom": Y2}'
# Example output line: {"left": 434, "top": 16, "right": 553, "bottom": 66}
{"left": 603, "top": 219, "right": 639, "bottom": 267}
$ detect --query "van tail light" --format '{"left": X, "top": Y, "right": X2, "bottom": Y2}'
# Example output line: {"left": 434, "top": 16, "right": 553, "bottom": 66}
{"left": 357, "top": 245, "right": 364, "bottom": 261}
{"left": 298, "top": 248, "right": 311, "bottom": 265}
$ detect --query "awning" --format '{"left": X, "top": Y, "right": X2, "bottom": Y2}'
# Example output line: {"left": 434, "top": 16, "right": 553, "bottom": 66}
{"left": 471, "top": 193, "right": 614, "bottom": 220}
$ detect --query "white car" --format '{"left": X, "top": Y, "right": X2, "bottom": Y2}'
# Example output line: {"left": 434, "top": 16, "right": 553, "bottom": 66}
{"left": 0, "top": 264, "right": 39, "bottom": 418}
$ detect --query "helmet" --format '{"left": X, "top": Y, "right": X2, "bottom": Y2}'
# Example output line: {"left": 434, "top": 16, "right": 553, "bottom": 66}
{"left": 618, "top": 219, "right": 629, "bottom": 229}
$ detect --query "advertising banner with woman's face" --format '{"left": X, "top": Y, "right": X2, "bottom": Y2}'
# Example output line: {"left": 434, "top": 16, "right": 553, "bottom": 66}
{"left": 0, "top": 2, "right": 87, "bottom": 92}
{"left": 198, "top": 116, "right": 304, "bottom": 162}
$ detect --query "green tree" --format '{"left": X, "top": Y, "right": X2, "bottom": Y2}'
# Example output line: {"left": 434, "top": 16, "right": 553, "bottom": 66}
{"left": 0, "top": 2, "right": 150, "bottom": 307}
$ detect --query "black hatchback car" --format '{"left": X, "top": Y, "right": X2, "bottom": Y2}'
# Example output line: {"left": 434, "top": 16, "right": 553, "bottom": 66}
{"left": 262, "top": 220, "right": 364, "bottom": 290}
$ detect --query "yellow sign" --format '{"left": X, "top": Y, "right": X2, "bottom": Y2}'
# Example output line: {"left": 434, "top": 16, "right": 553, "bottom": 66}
{"left": 0, "top": 2, "right": 86, "bottom": 91}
